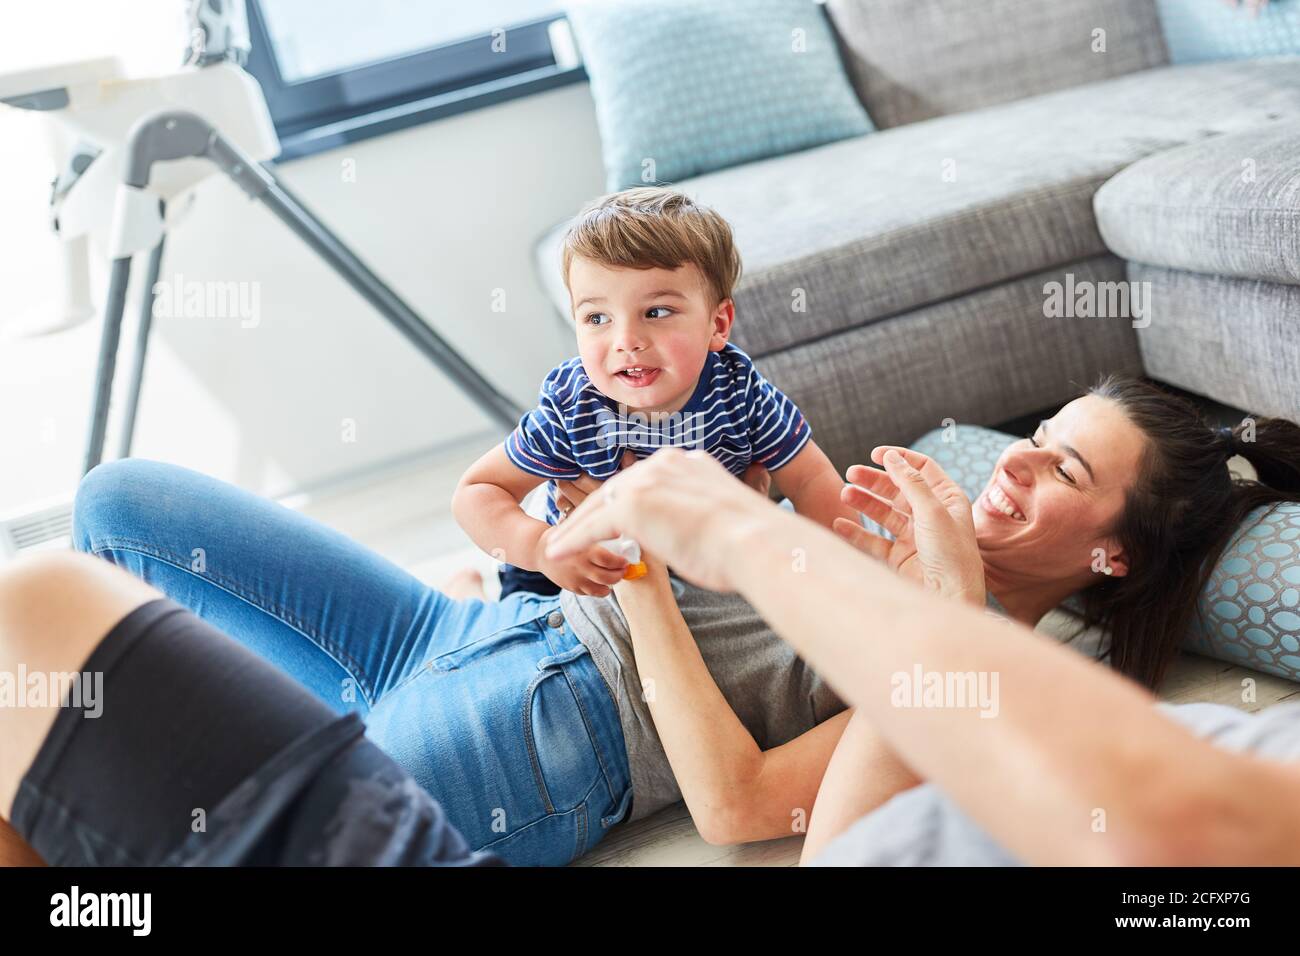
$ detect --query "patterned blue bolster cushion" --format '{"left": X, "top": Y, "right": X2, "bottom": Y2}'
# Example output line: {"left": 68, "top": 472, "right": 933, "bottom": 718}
{"left": 910, "top": 425, "right": 1300, "bottom": 684}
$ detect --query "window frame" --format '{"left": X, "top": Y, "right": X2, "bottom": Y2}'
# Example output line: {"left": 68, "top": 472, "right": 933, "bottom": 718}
{"left": 245, "top": 0, "right": 586, "bottom": 161}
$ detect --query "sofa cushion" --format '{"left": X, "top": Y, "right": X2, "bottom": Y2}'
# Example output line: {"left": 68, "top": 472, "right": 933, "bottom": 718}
{"left": 565, "top": 0, "right": 874, "bottom": 192}
{"left": 1156, "top": 0, "right": 1300, "bottom": 64}
{"left": 1095, "top": 121, "right": 1300, "bottom": 285}
{"left": 537, "top": 59, "right": 1300, "bottom": 359}
{"left": 912, "top": 424, "right": 1300, "bottom": 685}
{"left": 824, "top": 0, "right": 1168, "bottom": 128}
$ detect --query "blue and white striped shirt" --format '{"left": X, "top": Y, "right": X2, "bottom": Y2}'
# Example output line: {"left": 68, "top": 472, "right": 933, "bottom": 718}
{"left": 506, "top": 343, "right": 811, "bottom": 524}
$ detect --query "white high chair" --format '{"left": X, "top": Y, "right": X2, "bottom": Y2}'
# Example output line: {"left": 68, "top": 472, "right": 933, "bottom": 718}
{"left": 0, "top": 0, "right": 521, "bottom": 476}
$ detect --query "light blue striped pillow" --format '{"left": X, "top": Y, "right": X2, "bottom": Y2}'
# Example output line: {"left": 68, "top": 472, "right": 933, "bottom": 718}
{"left": 1156, "top": 0, "right": 1300, "bottom": 62}
{"left": 565, "top": 0, "right": 875, "bottom": 191}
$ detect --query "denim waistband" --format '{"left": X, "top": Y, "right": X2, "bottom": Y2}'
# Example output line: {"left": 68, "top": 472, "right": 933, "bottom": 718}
{"left": 538, "top": 606, "right": 634, "bottom": 829}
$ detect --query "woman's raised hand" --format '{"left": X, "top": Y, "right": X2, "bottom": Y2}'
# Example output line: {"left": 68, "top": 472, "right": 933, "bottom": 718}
{"left": 835, "top": 447, "right": 986, "bottom": 605}
{"left": 544, "top": 448, "right": 772, "bottom": 593}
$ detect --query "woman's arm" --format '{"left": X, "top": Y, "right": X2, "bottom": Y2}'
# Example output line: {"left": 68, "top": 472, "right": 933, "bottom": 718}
{"left": 800, "top": 709, "right": 921, "bottom": 864}
{"left": 614, "top": 562, "right": 852, "bottom": 845}
{"left": 546, "top": 448, "right": 1300, "bottom": 865}
{"left": 727, "top": 489, "right": 1300, "bottom": 865}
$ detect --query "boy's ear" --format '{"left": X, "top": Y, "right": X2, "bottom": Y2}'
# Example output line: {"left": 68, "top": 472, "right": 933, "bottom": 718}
{"left": 709, "top": 298, "right": 735, "bottom": 351}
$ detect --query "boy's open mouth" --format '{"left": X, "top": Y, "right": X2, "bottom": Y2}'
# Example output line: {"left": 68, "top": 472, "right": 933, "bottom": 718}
{"left": 614, "top": 366, "right": 661, "bottom": 388}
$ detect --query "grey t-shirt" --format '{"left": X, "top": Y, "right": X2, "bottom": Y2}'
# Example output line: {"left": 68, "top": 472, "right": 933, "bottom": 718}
{"left": 561, "top": 579, "right": 846, "bottom": 821}
{"left": 809, "top": 700, "right": 1300, "bottom": 865}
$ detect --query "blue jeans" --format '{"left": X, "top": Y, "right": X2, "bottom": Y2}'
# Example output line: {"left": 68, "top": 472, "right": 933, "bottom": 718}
{"left": 72, "top": 459, "right": 633, "bottom": 866}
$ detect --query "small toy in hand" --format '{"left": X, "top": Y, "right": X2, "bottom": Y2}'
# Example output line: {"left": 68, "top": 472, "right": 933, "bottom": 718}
{"left": 600, "top": 537, "right": 648, "bottom": 580}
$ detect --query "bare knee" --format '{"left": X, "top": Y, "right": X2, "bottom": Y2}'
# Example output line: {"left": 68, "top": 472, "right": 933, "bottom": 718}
{"left": 0, "top": 551, "right": 160, "bottom": 661}
{"left": 0, "top": 552, "right": 160, "bottom": 818}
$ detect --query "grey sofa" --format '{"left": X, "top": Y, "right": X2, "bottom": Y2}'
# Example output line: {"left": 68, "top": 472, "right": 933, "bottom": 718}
{"left": 534, "top": 0, "right": 1300, "bottom": 473}
{"left": 1096, "top": 122, "right": 1300, "bottom": 419}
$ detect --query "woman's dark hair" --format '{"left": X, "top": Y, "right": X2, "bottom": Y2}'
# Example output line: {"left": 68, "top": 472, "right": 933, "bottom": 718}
{"left": 1079, "top": 375, "right": 1300, "bottom": 690}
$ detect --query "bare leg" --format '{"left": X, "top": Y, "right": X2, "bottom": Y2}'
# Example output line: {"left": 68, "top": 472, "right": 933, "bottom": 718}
{"left": 800, "top": 708, "right": 923, "bottom": 864}
{"left": 0, "top": 552, "right": 162, "bottom": 850}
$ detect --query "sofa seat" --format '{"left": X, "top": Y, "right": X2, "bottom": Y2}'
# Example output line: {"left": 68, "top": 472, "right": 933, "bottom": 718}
{"left": 536, "top": 58, "right": 1300, "bottom": 359}
{"left": 1096, "top": 121, "right": 1300, "bottom": 285}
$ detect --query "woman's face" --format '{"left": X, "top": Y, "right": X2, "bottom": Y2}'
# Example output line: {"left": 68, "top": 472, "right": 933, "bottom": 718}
{"left": 972, "top": 395, "right": 1147, "bottom": 580}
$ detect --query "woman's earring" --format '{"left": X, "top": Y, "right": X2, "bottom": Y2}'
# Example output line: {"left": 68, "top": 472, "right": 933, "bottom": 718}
{"left": 1102, "top": 566, "right": 1113, "bottom": 576}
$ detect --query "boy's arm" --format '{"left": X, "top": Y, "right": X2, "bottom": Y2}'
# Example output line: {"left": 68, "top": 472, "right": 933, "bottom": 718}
{"left": 770, "top": 439, "right": 859, "bottom": 531}
{"left": 452, "top": 444, "right": 552, "bottom": 571}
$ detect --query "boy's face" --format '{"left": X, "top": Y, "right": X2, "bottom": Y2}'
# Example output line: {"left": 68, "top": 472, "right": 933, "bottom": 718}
{"left": 568, "top": 256, "right": 734, "bottom": 413}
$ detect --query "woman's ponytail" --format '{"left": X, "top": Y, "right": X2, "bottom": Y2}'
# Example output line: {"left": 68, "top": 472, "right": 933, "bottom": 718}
{"left": 1228, "top": 417, "right": 1300, "bottom": 493}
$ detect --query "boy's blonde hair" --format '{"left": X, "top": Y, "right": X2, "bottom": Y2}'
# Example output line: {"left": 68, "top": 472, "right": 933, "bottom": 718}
{"left": 561, "top": 187, "right": 742, "bottom": 306}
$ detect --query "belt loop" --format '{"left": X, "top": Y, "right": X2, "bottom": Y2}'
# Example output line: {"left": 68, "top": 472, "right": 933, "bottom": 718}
{"left": 535, "top": 643, "right": 588, "bottom": 672}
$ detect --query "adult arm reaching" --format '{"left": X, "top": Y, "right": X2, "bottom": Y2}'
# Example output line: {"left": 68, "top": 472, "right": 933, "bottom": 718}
{"left": 545, "top": 448, "right": 1300, "bottom": 865}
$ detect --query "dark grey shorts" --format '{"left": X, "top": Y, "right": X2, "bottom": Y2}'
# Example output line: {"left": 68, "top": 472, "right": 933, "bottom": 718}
{"left": 10, "top": 598, "right": 503, "bottom": 867}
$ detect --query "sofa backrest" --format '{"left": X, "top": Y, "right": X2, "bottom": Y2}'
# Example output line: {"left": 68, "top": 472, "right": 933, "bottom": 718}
{"left": 825, "top": 0, "right": 1170, "bottom": 128}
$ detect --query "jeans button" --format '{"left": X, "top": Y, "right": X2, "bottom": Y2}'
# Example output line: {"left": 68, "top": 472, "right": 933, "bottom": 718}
{"left": 546, "top": 610, "right": 564, "bottom": 630}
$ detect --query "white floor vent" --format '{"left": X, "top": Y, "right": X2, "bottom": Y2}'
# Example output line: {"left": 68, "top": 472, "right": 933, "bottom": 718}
{"left": 0, "top": 498, "right": 75, "bottom": 560}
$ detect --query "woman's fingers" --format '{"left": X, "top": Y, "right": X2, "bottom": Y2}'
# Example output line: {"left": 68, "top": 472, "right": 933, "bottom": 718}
{"left": 558, "top": 452, "right": 637, "bottom": 514}
{"left": 544, "top": 448, "right": 760, "bottom": 593}
{"left": 870, "top": 445, "right": 938, "bottom": 475}
{"left": 547, "top": 506, "right": 621, "bottom": 560}
{"left": 557, "top": 474, "right": 601, "bottom": 509}
{"left": 832, "top": 517, "right": 892, "bottom": 562}
{"left": 553, "top": 480, "right": 584, "bottom": 511}
{"left": 845, "top": 464, "right": 910, "bottom": 511}
{"left": 879, "top": 450, "right": 948, "bottom": 526}
{"left": 870, "top": 448, "right": 969, "bottom": 512}
{"left": 870, "top": 446, "right": 974, "bottom": 525}
{"left": 841, "top": 480, "right": 911, "bottom": 539}
{"left": 846, "top": 462, "right": 899, "bottom": 495}
{"left": 545, "top": 466, "right": 630, "bottom": 559}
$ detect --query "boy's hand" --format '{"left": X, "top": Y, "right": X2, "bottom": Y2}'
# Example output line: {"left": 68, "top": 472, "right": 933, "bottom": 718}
{"left": 534, "top": 527, "right": 628, "bottom": 596}
{"left": 542, "top": 450, "right": 637, "bottom": 596}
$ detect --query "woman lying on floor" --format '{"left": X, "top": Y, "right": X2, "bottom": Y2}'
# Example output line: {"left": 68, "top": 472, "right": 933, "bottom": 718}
{"left": 447, "top": 375, "right": 1300, "bottom": 861}
{"left": 1, "top": 375, "right": 1297, "bottom": 864}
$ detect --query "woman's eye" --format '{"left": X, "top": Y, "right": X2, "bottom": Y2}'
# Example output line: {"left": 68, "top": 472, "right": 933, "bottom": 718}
{"left": 646, "top": 306, "right": 673, "bottom": 319}
{"left": 585, "top": 313, "right": 610, "bottom": 326}
{"left": 1030, "top": 434, "right": 1075, "bottom": 483}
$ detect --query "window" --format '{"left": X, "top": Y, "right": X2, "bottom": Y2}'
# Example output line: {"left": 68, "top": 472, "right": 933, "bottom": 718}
{"left": 246, "top": 0, "right": 583, "bottom": 160}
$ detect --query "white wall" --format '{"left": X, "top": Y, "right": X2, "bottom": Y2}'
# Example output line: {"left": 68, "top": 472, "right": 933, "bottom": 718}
{"left": 0, "top": 1, "right": 606, "bottom": 504}
{"left": 134, "top": 80, "right": 604, "bottom": 493}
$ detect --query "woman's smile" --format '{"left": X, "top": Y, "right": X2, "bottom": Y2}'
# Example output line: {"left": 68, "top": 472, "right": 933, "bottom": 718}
{"left": 979, "top": 477, "right": 1027, "bottom": 522}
